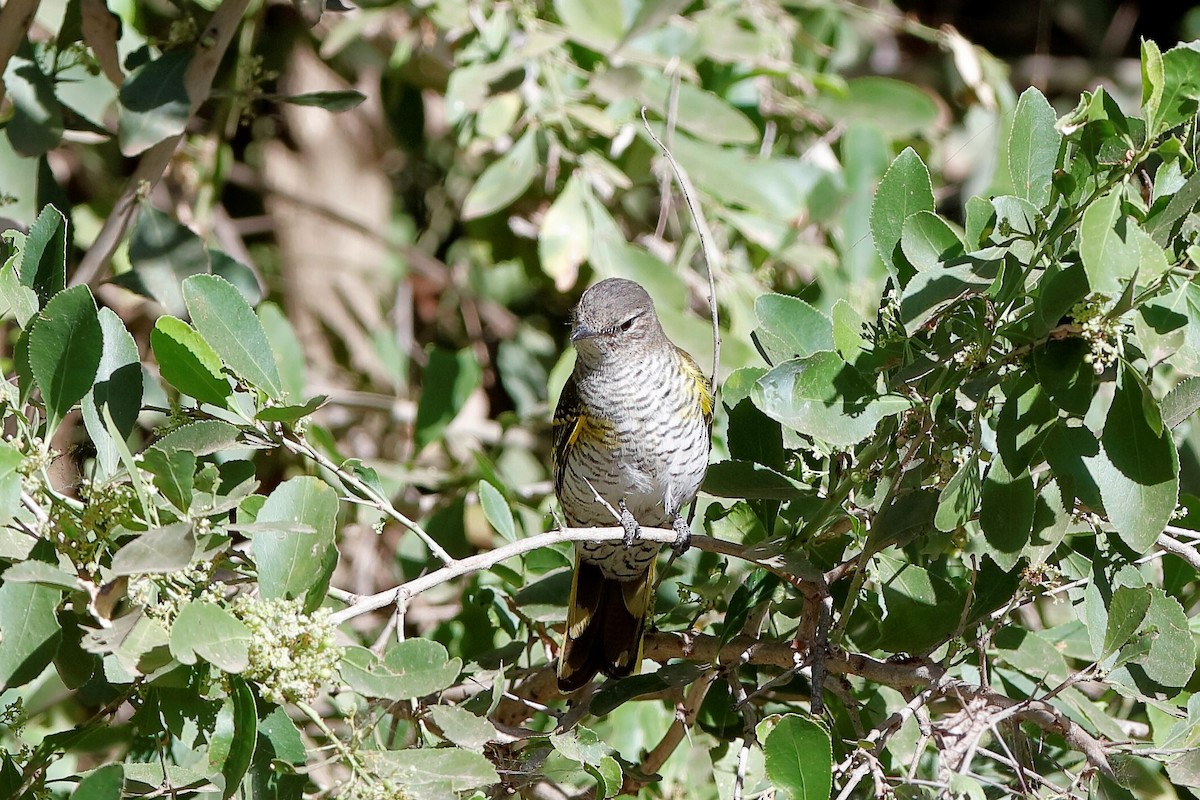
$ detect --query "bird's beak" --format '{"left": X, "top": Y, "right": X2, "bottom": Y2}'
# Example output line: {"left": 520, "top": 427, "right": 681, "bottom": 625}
{"left": 571, "top": 323, "right": 598, "bottom": 342}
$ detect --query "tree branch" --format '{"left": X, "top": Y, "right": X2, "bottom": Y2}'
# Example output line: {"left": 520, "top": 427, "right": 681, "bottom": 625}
{"left": 641, "top": 106, "right": 722, "bottom": 386}
{"left": 0, "top": 0, "right": 40, "bottom": 109}
{"left": 1158, "top": 528, "right": 1200, "bottom": 571}
{"left": 328, "top": 528, "right": 766, "bottom": 625}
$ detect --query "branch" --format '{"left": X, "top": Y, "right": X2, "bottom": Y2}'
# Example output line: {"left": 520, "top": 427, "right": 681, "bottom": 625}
{"left": 1158, "top": 528, "right": 1200, "bottom": 571}
{"left": 329, "top": 528, "right": 759, "bottom": 626}
{"left": 276, "top": 430, "right": 453, "bottom": 564}
{"left": 72, "top": 0, "right": 251, "bottom": 287}
{"left": 640, "top": 106, "right": 722, "bottom": 387}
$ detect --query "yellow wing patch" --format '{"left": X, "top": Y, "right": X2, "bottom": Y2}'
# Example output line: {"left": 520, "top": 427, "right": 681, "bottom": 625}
{"left": 677, "top": 349, "right": 714, "bottom": 426}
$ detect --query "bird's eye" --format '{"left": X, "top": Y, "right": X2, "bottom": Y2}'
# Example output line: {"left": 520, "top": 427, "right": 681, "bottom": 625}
{"left": 619, "top": 317, "right": 636, "bottom": 332}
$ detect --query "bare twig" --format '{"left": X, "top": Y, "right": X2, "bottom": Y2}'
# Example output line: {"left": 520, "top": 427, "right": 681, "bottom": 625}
{"left": 1157, "top": 529, "right": 1200, "bottom": 571}
{"left": 329, "top": 528, "right": 764, "bottom": 625}
{"left": 276, "top": 431, "right": 453, "bottom": 565}
{"left": 623, "top": 668, "right": 716, "bottom": 793}
{"left": 640, "top": 106, "right": 722, "bottom": 387}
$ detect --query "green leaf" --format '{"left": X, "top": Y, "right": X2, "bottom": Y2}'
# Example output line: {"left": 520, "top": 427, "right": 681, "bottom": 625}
{"left": 1142, "top": 38, "right": 1165, "bottom": 130}
{"left": 867, "top": 489, "right": 939, "bottom": 553}
{"left": 702, "top": 460, "right": 811, "bottom": 500}
{"left": 366, "top": 748, "right": 499, "bottom": 792}
{"left": 993, "top": 627, "right": 1069, "bottom": 684}
{"left": 754, "top": 294, "right": 835, "bottom": 362}
{"left": 1080, "top": 188, "right": 1169, "bottom": 296}
{"left": 184, "top": 274, "right": 283, "bottom": 399}
{"left": 0, "top": 258, "right": 38, "bottom": 329}
{"left": 1123, "top": 588, "right": 1196, "bottom": 690}
{"left": 539, "top": 172, "right": 591, "bottom": 289}
{"left": 763, "top": 714, "right": 832, "bottom": 800}
{"left": 82, "top": 308, "right": 144, "bottom": 478}
{"left": 153, "top": 419, "right": 241, "bottom": 456}
{"left": 1147, "top": 170, "right": 1200, "bottom": 246}
{"left": 28, "top": 284, "right": 102, "bottom": 432}
{"left": 121, "top": 763, "right": 215, "bottom": 793}
{"left": 1156, "top": 42, "right": 1200, "bottom": 132}
{"left": 258, "top": 301, "right": 307, "bottom": 399}
{"left": 1101, "top": 586, "right": 1152, "bottom": 660}
{"left": 72, "top": 764, "right": 124, "bottom": 800}
{"left": 210, "top": 676, "right": 257, "bottom": 800}
{"left": 0, "top": 440, "right": 24, "bottom": 529}
{"left": 108, "top": 523, "right": 197, "bottom": 576}
{"left": 478, "top": 480, "right": 516, "bottom": 542}
{"left": 641, "top": 72, "right": 759, "bottom": 146}
{"left": 0, "top": 543, "right": 63, "bottom": 690}
{"left": 899, "top": 252, "right": 1001, "bottom": 335}
{"left": 813, "top": 77, "right": 940, "bottom": 139}
{"left": 935, "top": 453, "right": 981, "bottom": 533}
{"left": 19, "top": 204, "right": 67, "bottom": 302}
{"left": 277, "top": 90, "right": 366, "bottom": 111}
{"left": 590, "top": 755, "right": 622, "bottom": 799}
{"left": 980, "top": 457, "right": 1034, "bottom": 572}
{"left": 1033, "top": 338, "right": 1094, "bottom": 416}
{"left": 858, "top": 554, "right": 966, "bottom": 653}
{"left": 254, "top": 395, "right": 328, "bottom": 423}
{"left": 550, "top": 726, "right": 610, "bottom": 765}
{"left": 415, "top": 347, "right": 482, "bottom": 449}
{"left": 753, "top": 352, "right": 911, "bottom": 448}
{"left": 4, "top": 45, "right": 64, "bottom": 157}
{"left": 870, "top": 147, "right": 935, "bottom": 283}
{"left": 142, "top": 446, "right": 196, "bottom": 513}
{"left": 831, "top": 300, "right": 865, "bottom": 361}
{"left": 151, "top": 315, "right": 232, "bottom": 407}
{"left": 900, "top": 210, "right": 965, "bottom": 272}
{"left": 170, "top": 602, "right": 251, "bottom": 672}
{"left": 462, "top": 130, "right": 538, "bottom": 220}
{"left": 1091, "top": 362, "right": 1179, "bottom": 552}
{"left": 339, "top": 640, "right": 463, "bottom": 700}
{"left": 1161, "top": 376, "right": 1200, "bottom": 430}
{"left": 430, "top": 706, "right": 497, "bottom": 750}
{"left": 252, "top": 476, "right": 338, "bottom": 611}
{"left": 1008, "top": 87, "right": 1061, "bottom": 209}
{"left": 554, "top": 0, "right": 625, "bottom": 50}
{"left": 118, "top": 49, "right": 191, "bottom": 156}
{"left": 117, "top": 206, "right": 210, "bottom": 317}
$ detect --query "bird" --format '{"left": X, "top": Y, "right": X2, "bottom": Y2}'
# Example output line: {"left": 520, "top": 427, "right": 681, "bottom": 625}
{"left": 552, "top": 277, "right": 713, "bottom": 693}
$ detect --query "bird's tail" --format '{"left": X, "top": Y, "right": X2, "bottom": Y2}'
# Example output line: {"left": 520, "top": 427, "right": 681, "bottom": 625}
{"left": 557, "top": 554, "right": 655, "bottom": 693}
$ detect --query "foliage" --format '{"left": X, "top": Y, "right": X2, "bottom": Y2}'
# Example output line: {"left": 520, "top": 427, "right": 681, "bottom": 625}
{"left": 1, "top": 1, "right": 1200, "bottom": 799}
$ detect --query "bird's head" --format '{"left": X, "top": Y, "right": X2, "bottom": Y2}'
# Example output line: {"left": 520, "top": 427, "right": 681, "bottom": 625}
{"left": 569, "top": 277, "right": 665, "bottom": 364}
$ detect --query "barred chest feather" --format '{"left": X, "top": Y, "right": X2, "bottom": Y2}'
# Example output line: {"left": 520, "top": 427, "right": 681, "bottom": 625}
{"left": 559, "top": 346, "right": 711, "bottom": 578}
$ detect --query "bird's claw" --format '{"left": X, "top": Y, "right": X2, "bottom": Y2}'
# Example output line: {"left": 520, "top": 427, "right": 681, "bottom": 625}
{"left": 671, "top": 515, "right": 691, "bottom": 558}
{"left": 619, "top": 500, "right": 640, "bottom": 548}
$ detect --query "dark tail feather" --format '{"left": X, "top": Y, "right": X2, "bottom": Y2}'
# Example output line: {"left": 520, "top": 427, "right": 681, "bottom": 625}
{"left": 557, "top": 557, "right": 654, "bottom": 693}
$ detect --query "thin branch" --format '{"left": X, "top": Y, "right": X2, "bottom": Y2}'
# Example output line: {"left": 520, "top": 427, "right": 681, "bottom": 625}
{"left": 276, "top": 431, "right": 453, "bottom": 565}
{"left": 640, "top": 106, "right": 722, "bottom": 387}
{"left": 329, "top": 528, "right": 756, "bottom": 625}
{"left": 624, "top": 668, "right": 716, "bottom": 792}
{"left": 1157, "top": 529, "right": 1200, "bottom": 571}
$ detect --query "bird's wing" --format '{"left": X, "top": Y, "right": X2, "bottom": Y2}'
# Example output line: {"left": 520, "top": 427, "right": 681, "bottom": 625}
{"left": 551, "top": 372, "right": 585, "bottom": 499}
{"left": 677, "top": 348, "right": 715, "bottom": 429}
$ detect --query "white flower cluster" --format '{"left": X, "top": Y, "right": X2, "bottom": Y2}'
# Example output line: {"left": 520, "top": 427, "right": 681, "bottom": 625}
{"left": 1072, "top": 297, "right": 1128, "bottom": 375}
{"left": 339, "top": 778, "right": 406, "bottom": 800}
{"left": 233, "top": 596, "right": 341, "bottom": 706}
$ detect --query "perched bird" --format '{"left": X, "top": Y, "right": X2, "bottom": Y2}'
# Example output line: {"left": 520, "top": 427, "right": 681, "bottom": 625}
{"left": 553, "top": 277, "right": 713, "bottom": 693}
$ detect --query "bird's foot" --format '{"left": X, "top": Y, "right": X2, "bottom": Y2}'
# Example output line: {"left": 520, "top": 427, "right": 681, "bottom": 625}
{"left": 619, "top": 500, "right": 640, "bottom": 548}
{"left": 671, "top": 515, "right": 692, "bottom": 558}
